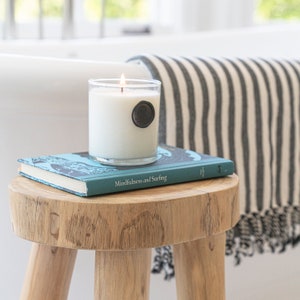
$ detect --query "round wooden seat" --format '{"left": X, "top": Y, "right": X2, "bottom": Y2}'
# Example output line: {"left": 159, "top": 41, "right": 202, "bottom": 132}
{"left": 9, "top": 174, "right": 239, "bottom": 300}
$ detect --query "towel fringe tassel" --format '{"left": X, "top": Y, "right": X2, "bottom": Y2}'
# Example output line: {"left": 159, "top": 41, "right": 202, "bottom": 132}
{"left": 152, "top": 205, "right": 300, "bottom": 279}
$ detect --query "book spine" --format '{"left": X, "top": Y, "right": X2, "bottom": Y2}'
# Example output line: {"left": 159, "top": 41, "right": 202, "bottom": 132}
{"left": 86, "top": 162, "right": 234, "bottom": 196}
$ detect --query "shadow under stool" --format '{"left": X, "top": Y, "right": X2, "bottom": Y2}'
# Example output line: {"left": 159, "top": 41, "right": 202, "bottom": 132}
{"left": 9, "top": 174, "right": 239, "bottom": 300}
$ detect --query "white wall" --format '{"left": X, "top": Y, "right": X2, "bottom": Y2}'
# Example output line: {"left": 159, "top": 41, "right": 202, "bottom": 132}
{"left": 1, "top": 25, "right": 300, "bottom": 62}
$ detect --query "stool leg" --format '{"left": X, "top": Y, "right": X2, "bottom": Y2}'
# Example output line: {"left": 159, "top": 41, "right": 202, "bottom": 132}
{"left": 173, "top": 233, "right": 226, "bottom": 300}
{"left": 94, "top": 248, "right": 152, "bottom": 300}
{"left": 21, "top": 243, "right": 77, "bottom": 300}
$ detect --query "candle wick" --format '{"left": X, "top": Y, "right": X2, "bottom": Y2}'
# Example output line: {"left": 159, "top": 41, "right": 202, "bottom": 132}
{"left": 121, "top": 86, "right": 124, "bottom": 93}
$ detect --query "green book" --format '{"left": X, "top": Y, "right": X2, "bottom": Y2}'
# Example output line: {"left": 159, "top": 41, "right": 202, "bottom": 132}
{"left": 18, "top": 144, "right": 234, "bottom": 197}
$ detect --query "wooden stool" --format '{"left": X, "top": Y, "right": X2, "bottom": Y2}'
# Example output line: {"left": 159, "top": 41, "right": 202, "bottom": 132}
{"left": 9, "top": 174, "right": 239, "bottom": 300}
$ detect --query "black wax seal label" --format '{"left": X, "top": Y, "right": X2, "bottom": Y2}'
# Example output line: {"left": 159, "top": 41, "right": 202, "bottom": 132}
{"left": 132, "top": 101, "right": 155, "bottom": 128}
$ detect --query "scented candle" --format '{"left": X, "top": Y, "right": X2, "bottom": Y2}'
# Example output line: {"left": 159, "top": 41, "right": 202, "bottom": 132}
{"left": 88, "top": 76, "right": 161, "bottom": 166}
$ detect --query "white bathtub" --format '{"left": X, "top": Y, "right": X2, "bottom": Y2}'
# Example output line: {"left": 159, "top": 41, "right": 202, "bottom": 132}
{"left": 1, "top": 24, "right": 300, "bottom": 300}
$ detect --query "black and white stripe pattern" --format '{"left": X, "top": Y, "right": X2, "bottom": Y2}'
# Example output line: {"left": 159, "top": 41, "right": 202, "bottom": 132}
{"left": 128, "top": 55, "right": 300, "bottom": 278}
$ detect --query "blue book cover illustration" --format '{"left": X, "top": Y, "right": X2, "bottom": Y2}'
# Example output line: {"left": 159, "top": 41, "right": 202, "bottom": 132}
{"left": 18, "top": 144, "right": 234, "bottom": 197}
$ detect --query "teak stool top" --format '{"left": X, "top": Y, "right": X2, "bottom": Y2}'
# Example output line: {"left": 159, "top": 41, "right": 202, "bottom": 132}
{"left": 10, "top": 175, "right": 239, "bottom": 251}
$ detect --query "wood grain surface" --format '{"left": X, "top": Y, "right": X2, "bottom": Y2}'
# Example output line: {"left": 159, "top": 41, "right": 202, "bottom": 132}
{"left": 9, "top": 175, "right": 239, "bottom": 250}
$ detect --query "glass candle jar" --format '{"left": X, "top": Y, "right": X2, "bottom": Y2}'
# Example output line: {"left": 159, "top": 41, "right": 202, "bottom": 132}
{"left": 88, "top": 77, "right": 161, "bottom": 166}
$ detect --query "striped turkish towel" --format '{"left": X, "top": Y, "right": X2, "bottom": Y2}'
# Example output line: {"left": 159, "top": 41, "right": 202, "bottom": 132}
{"left": 128, "top": 55, "right": 300, "bottom": 279}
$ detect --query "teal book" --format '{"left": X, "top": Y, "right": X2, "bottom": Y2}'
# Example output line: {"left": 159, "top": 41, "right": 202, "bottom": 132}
{"left": 18, "top": 144, "right": 234, "bottom": 197}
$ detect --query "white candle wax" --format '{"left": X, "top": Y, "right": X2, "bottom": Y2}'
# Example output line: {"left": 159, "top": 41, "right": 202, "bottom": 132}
{"left": 89, "top": 87, "right": 160, "bottom": 163}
